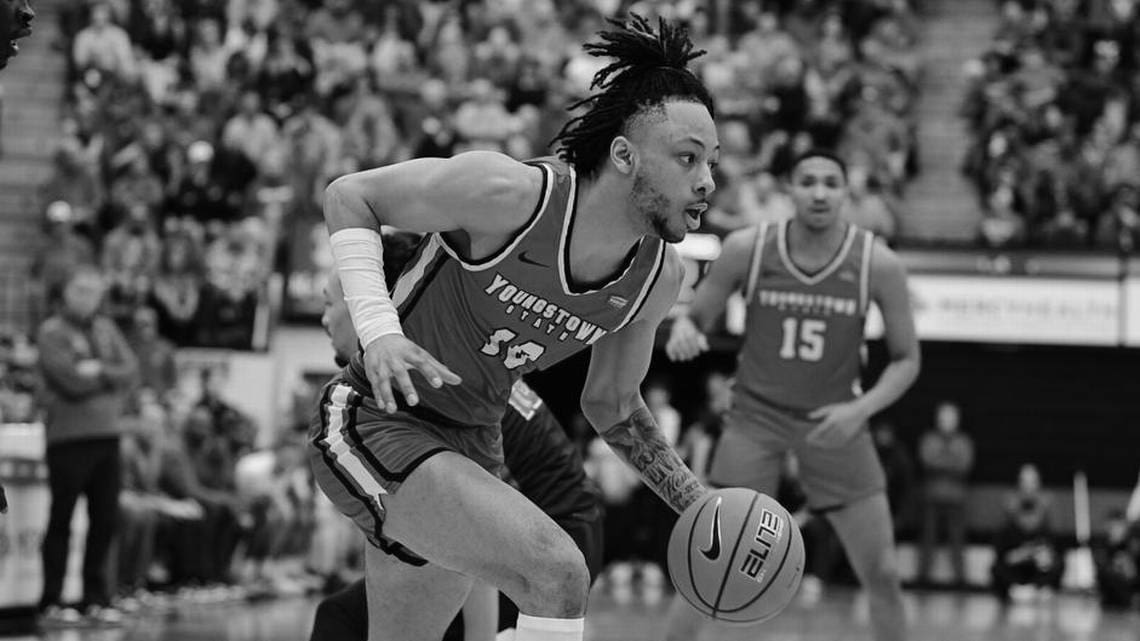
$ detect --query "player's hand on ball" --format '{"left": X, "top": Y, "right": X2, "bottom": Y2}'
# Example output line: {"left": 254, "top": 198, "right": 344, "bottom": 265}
{"left": 666, "top": 315, "right": 709, "bottom": 362}
{"left": 364, "top": 334, "right": 462, "bottom": 413}
{"left": 805, "top": 402, "right": 869, "bottom": 448}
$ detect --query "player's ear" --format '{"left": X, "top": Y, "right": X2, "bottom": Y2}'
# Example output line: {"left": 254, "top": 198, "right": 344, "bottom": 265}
{"left": 610, "top": 136, "right": 637, "bottom": 175}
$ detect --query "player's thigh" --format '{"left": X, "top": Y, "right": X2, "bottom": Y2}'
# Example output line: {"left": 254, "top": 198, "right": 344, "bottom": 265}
{"left": 380, "top": 451, "right": 586, "bottom": 594}
{"left": 365, "top": 542, "right": 473, "bottom": 641}
{"left": 794, "top": 429, "right": 885, "bottom": 512}
{"left": 825, "top": 492, "right": 899, "bottom": 583}
{"left": 706, "top": 415, "right": 785, "bottom": 495}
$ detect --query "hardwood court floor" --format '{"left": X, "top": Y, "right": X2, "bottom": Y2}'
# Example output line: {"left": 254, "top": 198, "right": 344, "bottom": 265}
{"left": 13, "top": 586, "right": 1140, "bottom": 641}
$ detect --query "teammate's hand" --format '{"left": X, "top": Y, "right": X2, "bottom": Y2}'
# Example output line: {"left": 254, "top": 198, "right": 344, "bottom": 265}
{"left": 665, "top": 315, "right": 709, "bottom": 362}
{"left": 805, "top": 402, "right": 869, "bottom": 449}
{"left": 363, "top": 334, "right": 462, "bottom": 413}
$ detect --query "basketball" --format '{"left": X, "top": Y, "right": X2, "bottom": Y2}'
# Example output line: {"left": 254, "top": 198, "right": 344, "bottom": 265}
{"left": 667, "top": 488, "right": 805, "bottom": 625}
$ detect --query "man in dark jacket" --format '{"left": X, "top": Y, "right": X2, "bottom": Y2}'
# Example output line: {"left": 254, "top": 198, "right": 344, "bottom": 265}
{"left": 37, "top": 266, "right": 138, "bottom": 624}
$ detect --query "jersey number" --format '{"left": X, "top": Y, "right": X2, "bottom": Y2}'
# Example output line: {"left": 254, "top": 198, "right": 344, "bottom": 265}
{"left": 481, "top": 328, "right": 545, "bottom": 370}
{"left": 779, "top": 318, "right": 826, "bottom": 361}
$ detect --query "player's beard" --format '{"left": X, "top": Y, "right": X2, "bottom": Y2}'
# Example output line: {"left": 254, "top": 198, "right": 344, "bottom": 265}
{"left": 631, "top": 171, "right": 683, "bottom": 243}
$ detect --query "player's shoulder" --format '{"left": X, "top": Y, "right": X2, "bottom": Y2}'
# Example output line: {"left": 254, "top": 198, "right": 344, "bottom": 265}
{"left": 866, "top": 236, "right": 905, "bottom": 274}
{"left": 442, "top": 151, "right": 545, "bottom": 208}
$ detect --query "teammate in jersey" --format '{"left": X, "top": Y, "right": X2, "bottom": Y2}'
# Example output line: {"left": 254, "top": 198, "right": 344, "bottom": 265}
{"left": 0, "top": 0, "right": 34, "bottom": 70}
{"left": 311, "top": 268, "right": 603, "bottom": 641}
{"left": 664, "top": 150, "right": 920, "bottom": 641}
{"left": 312, "top": 16, "right": 718, "bottom": 641}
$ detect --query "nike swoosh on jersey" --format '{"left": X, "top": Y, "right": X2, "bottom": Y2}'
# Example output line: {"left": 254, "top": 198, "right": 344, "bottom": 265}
{"left": 518, "top": 251, "right": 547, "bottom": 267}
{"left": 700, "top": 497, "right": 723, "bottom": 561}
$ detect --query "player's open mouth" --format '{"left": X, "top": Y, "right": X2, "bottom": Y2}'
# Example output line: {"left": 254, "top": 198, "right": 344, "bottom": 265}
{"left": 685, "top": 203, "right": 707, "bottom": 230}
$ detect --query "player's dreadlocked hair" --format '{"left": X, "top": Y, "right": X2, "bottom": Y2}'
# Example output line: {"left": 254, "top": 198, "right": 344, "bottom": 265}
{"left": 552, "top": 14, "right": 715, "bottom": 178}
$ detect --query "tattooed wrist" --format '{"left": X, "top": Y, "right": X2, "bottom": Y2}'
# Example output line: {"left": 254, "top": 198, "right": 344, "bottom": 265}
{"left": 599, "top": 406, "right": 706, "bottom": 513}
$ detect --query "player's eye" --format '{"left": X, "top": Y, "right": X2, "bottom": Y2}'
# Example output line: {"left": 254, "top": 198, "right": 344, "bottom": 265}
{"left": 708, "top": 159, "right": 719, "bottom": 171}
{"left": 679, "top": 153, "right": 696, "bottom": 165}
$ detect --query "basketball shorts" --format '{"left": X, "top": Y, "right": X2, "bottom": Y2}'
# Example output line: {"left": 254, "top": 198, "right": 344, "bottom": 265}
{"left": 707, "top": 398, "right": 885, "bottom": 513}
{"left": 308, "top": 377, "right": 506, "bottom": 566}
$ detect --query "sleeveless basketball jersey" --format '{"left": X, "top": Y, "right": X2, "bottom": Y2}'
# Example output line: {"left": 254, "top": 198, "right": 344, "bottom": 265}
{"left": 734, "top": 220, "right": 875, "bottom": 413}
{"left": 345, "top": 157, "right": 668, "bottom": 427}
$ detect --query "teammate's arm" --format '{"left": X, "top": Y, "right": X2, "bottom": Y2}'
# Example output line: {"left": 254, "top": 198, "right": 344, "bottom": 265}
{"left": 665, "top": 228, "right": 754, "bottom": 361}
{"left": 582, "top": 250, "right": 708, "bottom": 514}
{"left": 322, "top": 152, "right": 543, "bottom": 412}
{"left": 807, "top": 241, "right": 921, "bottom": 446}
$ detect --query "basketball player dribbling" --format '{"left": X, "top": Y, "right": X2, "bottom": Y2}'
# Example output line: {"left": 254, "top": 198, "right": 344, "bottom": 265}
{"left": 311, "top": 16, "right": 719, "bottom": 641}
{"left": 665, "top": 150, "right": 921, "bottom": 641}
{"left": 0, "top": 0, "right": 36, "bottom": 518}
{"left": 310, "top": 249, "right": 604, "bottom": 641}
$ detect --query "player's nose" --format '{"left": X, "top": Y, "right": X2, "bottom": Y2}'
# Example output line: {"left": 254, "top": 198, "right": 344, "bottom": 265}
{"left": 695, "top": 163, "right": 715, "bottom": 197}
{"left": 17, "top": 0, "right": 34, "bottom": 23}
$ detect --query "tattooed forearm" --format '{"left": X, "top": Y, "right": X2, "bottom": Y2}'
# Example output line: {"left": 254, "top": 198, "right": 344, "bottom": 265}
{"left": 599, "top": 406, "right": 706, "bottom": 513}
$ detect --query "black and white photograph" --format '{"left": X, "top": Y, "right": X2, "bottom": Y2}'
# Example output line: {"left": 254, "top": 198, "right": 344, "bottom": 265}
{"left": 2, "top": 0, "right": 1140, "bottom": 640}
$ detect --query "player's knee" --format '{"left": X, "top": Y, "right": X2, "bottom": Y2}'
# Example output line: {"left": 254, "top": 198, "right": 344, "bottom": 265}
{"left": 861, "top": 548, "right": 902, "bottom": 592}
{"left": 502, "top": 529, "right": 590, "bottom": 615}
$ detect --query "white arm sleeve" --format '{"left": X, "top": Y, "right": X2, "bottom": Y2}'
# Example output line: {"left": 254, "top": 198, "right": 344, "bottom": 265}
{"left": 328, "top": 228, "right": 404, "bottom": 350}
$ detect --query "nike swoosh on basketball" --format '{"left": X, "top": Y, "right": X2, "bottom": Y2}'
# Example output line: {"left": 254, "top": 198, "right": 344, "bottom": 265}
{"left": 701, "top": 497, "right": 723, "bottom": 561}
{"left": 518, "top": 251, "right": 547, "bottom": 267}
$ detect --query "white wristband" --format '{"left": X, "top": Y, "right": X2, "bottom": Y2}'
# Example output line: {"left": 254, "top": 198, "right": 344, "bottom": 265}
{"left": 328, "top": 227, "right": 404, "bottom": 350}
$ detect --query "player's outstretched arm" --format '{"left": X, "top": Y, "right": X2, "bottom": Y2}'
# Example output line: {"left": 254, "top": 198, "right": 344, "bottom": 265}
{"left": 582, "top": 251, "right": 707, "bottom": 514}
{"left": 665, "top": 228, "right": 754, "bottom": 361}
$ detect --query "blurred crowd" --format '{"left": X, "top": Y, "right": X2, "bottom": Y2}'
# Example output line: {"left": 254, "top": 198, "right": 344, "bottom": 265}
{"left": 35, "top": 0, "right": 926, "bottom": 336}
{"left": 962, "top": 0, "right": 1140, "bottom": 250}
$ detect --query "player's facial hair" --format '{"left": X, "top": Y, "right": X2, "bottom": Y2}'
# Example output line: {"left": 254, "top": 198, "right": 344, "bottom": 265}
{"left": 631, "top": 170, "right": 681, "bottom": 242}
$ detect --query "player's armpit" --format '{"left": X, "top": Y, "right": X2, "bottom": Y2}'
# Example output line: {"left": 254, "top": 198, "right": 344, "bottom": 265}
{"left": 596, "top": 406, "right": 707, "bottom": 514}
{"left": 323, "top": 151, "right": 543, "bottom": 236}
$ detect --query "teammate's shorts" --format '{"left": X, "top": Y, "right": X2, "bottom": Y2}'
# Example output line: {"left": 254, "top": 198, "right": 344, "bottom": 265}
{"left": 308, "top": 377, "right": 506, "bottom": 566}
{"left": 707, "top": 398, "right": 885, "bottom": 513}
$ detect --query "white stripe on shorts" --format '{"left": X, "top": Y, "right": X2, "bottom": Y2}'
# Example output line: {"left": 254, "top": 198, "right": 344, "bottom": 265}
{"left": 321, "top": 383, "right": 388, "bottom": 496}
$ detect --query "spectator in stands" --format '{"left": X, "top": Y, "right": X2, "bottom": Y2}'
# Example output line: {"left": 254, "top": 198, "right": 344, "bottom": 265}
{"left": 150, "top": 230, "right": 203, "bottom": 346}
{"left": 40, "top": 142, "right": 105, "bottom": 230}
{"left": 102, "top": 204, "right": 162, "bottom": 325}
{"left": 330, "top": 77, "right": 403, "bottom": 169}
{"left": 1094, "top": 184, "right": 1140, "bottom": 252}
{"left": 1091, "top": 508, "right": 1140, "bottom": 609}
{"left": 222, "top": 90, "right": 281, "bottom": 174}
{"left": 126, "top": 306, "right": 177, "bottom": 402}
{"left": 990, "top": 463, "right": 1064, "bottom": 604}
{"left": 280, "top": 96, "right": 343, "bottom": 210}
{"left": 918, "top": 401, "right": 974, "bottom": 588}
{"left": 37, "top": 266, "right": 139, "bottom": 625}
{"left": 109, "top": 150, "right": 165, "bottom": 222}
{"left": 844, "top": 164, "right": 898, "bottom": 242}
{"left": 188, "top": 18, "right": 231, "bottom": 93}
{"left": 676, "top": 370, "right": 732, "bottom": 485}
{"left": 872, "top": 420, "right": 917, "bottom": 537}
{"left": 116, "top": 389, "right": 174, "bottom": 605}
{"left": 168, "top": 141, "right": 232, "bottom": 226}
{"left": 73, "top": 2, "right": 135, "bottom": 82}
{"left": 31, "top": 201, "right": 98, "bottom": 310}
{"left": 453, "top": 77, "right": 516, "bottom": 151}
{"left": 178, "top": 368, "right": 255, "bottom": 585}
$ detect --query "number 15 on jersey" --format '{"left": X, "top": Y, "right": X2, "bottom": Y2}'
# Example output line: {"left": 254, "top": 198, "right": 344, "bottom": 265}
{"left": 780, "top": 318, "right": 826, "bottom": 362}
